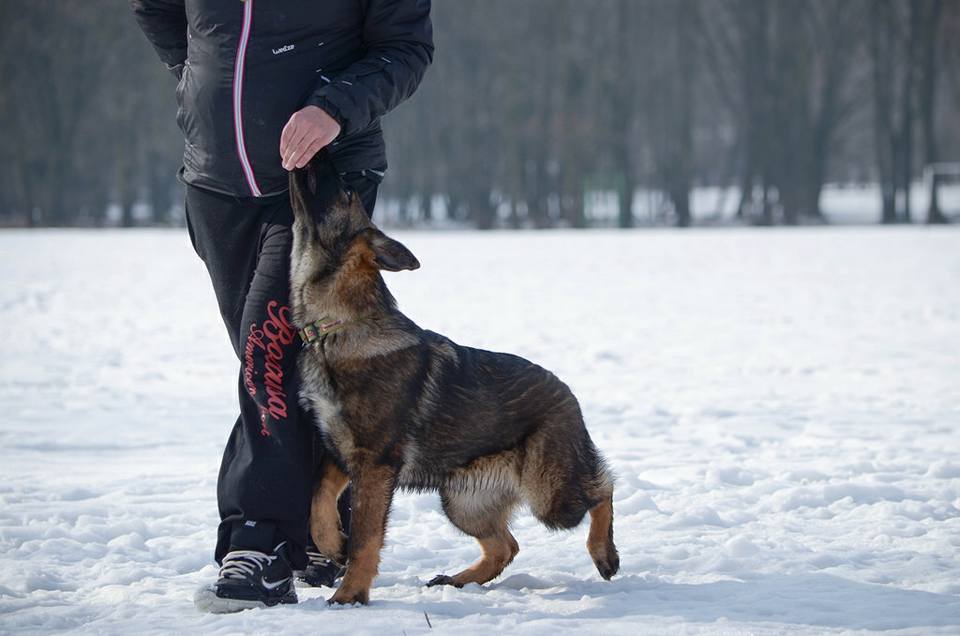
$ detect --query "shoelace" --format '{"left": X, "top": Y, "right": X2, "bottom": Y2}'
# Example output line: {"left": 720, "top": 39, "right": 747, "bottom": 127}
{"left": 219, "top": 550, "right": 277, "bottom": 580}
{"left": 305, "top": 546, "right": 342, "bottom": 567}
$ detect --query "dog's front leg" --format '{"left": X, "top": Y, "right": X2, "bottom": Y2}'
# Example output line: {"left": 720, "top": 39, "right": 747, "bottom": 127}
{"left": 310, "top": 456, "right": 350, "bottom": 562}
{"left": 327, "top": 454, "right": 397, "bottom": 605}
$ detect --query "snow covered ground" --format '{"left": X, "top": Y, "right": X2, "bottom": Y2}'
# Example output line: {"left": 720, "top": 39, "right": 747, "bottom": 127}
{"left": 2, "top": 226, "right": 959, "bottom": 635}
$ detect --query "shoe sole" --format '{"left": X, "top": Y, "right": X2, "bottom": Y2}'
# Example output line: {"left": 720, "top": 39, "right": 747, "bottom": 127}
{"left": 194, "top": 584, "right": 297, "bottom": 614}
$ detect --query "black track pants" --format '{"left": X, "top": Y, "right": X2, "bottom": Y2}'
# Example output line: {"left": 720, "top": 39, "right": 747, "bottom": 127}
{"left": 184, "top": 171, "right": 378, "bottom": 569}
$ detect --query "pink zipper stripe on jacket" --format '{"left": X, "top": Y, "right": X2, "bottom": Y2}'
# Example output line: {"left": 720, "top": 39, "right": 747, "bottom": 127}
{"left": 233, "top": 0, "right": 262, "bottom": 197}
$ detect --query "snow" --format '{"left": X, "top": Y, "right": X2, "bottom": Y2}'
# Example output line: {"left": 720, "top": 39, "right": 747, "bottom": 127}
{"left": 2, "top": 226, "right": 959, "bottom": 634}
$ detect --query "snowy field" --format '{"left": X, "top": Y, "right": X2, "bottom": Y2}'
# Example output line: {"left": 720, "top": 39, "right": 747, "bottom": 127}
{"left": 2, "top": 226, "right": 959, "bottom": 635}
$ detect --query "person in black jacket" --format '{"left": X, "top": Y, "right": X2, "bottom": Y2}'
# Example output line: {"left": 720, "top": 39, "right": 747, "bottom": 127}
{"left": 130, "top": 0, "right": 433, "bottom": 613}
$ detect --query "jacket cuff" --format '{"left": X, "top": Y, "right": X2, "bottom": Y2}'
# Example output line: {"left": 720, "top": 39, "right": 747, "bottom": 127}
{"left": 305, "top": 90, "right": 351, "bottom": 137}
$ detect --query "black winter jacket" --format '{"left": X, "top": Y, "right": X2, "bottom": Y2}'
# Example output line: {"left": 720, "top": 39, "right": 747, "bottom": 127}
{"left": 130, "top": 0, "right": 433, "bottom": 198}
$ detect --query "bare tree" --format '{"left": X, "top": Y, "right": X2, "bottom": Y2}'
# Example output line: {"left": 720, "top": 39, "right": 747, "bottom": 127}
{"left": 870, "top": 0, "right": 927, "bottom": 224}
{"left": 3, "top": 0, "right": 959, "bottom": 228}
{"left": 918, "top": 0, "right": 949, "bottom": 224}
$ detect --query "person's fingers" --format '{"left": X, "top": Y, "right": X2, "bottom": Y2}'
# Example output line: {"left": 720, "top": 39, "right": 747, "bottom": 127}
{"left": 282, "top": 125, "right": 314, "bottom": 169}
{"left": 284, "top": 128, "right": 312, "bottom": 170}
{"left": 279, "top": 117, "right": 299, "bottom": 157}
{"left": 293, "top": 136, "right": 327, "bottom": 169}
{"left": 288, "top": 132, "right": 328, "bottom": 171}
{"left": 282, "top": 107, "right": 341, "bottom": 169}
{"left": 281, "top": 115, "right": 312, "bottom": 163}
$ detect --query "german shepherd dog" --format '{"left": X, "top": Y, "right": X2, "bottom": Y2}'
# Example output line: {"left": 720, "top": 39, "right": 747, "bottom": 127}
{"left": 289, "top": 159, "right": 619, "bottom": 605}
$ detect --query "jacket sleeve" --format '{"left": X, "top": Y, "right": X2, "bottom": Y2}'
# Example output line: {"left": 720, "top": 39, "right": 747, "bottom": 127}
{"left": 129, "top": 0, "right": 188, "bottom": 79}
{"left": 306, "top": 0, "right": 434, "bottom": 137}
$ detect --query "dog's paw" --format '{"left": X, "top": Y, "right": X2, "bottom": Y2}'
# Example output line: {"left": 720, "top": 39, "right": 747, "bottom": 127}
{"left": 595, "top": 548, "right": 620, "bottom": 581}
{"left": 327, "top": 585, "right": 369, "bottom": 606}
{"left": 426, "top": 574, "right": 462, "bottom": 588}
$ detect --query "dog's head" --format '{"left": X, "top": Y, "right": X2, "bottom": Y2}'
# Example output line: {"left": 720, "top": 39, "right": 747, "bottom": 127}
{"left": 289, "top": 157, "right": 419, "bottom": 326}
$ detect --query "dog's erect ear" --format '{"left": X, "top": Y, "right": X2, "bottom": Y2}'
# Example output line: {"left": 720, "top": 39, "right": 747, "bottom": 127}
{"left": 360, "top": 228, "right": 420, "bottom": 272}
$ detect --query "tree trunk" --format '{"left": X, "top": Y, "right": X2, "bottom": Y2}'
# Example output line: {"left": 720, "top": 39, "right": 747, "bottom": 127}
{"left": 618, "top": 166, "right": 634, "bottom": 229}
{"left": 920, "top": 0, "right": 948, "bottom": 224}
{"left": 871, "top": 1, "right": 899, "bottom": 224}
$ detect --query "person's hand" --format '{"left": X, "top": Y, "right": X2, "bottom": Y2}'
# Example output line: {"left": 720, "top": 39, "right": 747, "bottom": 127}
{"left": 280, "top": 105, "right": 342, "bottom": 171}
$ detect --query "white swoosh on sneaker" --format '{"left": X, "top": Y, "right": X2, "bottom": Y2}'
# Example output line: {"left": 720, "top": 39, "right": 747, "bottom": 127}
{"left": 261, "top": 576, "right": 291, "bottom": 590}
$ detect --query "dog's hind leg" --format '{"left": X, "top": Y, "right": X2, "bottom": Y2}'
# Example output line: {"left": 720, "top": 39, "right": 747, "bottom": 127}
{"left": 520, "top": 425, "right": 620, "bottom": 580}
{"left": 427, "top": 487, "right": 520, "bottom": 588}
{"left": 310, "top": 457, "right": 350, "bottom": 563}
{"left": 427, "top": 532, "right": 519, "bottom": 589}
{"left": 586, "top": 495, "right": 619, "bottom": 580}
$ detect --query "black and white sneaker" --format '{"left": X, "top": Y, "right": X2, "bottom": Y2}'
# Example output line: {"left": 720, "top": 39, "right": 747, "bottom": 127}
{"left": 194, "top": 542, "right": 298, "bottom": 614}
{"left": 297, "top": 545, "right": 346, "bottom": 588}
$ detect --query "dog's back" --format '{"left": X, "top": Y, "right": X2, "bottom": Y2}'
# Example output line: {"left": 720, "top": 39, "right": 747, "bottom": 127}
{"left": 301, "top": 321, "right": 620, "bottom": 581}
{"left": 407, "top": 331, "right": 613, "bottom": 522}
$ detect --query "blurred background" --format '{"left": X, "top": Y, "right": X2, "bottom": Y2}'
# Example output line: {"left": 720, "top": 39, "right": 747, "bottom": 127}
{"left": 1, "top": 0, "right": 958, "bottom": 229}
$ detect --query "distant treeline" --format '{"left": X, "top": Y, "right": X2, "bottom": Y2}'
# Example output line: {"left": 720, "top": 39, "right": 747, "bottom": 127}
{"left": 1, "top": 0, "right": 958, "bottom": 228}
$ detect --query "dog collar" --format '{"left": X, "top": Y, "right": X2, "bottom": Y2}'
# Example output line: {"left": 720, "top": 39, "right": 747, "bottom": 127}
{"left": 299, "top": 316, "right": 348, "bottom": 345}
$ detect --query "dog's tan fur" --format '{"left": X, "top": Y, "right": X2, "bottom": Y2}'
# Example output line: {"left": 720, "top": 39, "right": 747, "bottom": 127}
{"left": 289, "top": 160, "right": 619, "bottom": 605}
{"left": 309, "top": 460, "right": 349, "bottom": 562}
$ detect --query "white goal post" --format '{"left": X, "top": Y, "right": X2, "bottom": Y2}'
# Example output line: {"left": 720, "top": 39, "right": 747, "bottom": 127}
{"left": 923, "top": 162, "right": 960, "bottom": 220}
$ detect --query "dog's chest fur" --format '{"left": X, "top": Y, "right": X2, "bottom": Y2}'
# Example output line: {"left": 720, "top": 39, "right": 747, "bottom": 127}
{"left": 297, "top": 350, "right": 357, "bottom": 459}
{"left": 296, "top": 327, "right": 424, "bottom": 466}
